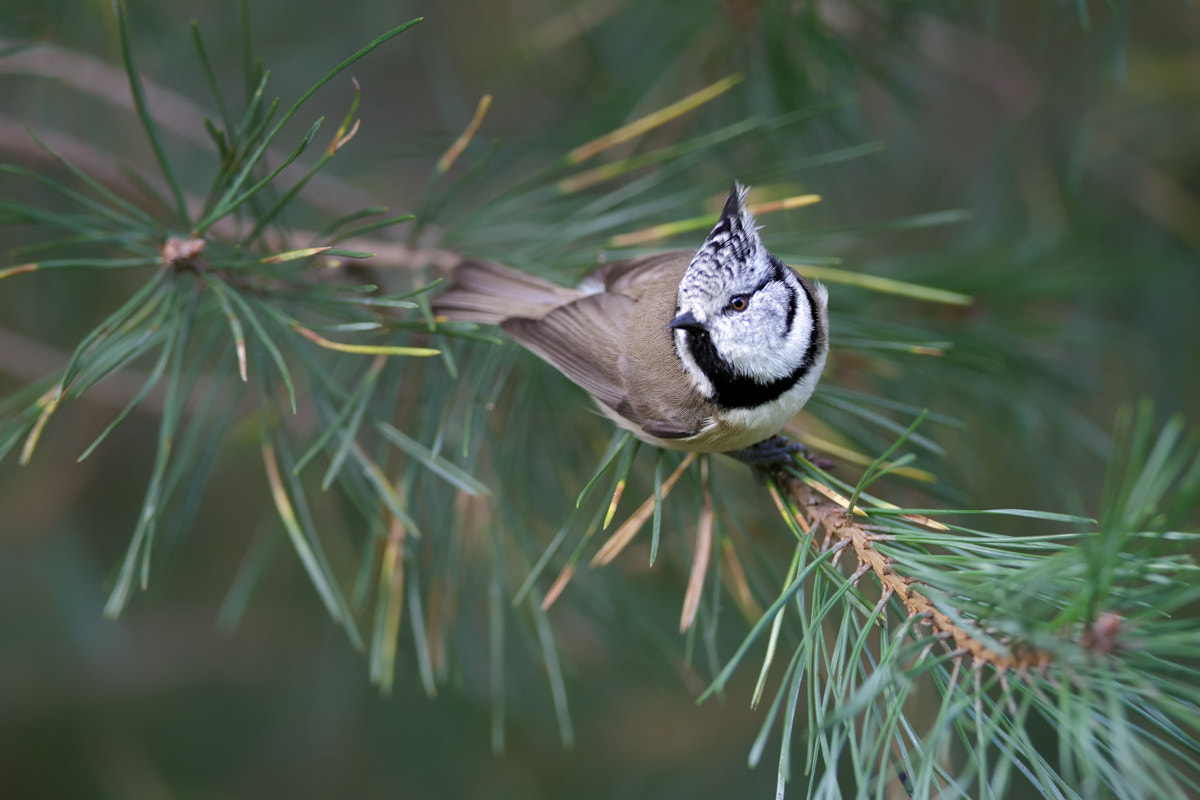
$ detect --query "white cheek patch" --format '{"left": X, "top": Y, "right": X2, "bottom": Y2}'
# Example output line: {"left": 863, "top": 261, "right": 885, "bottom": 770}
{"left": 712, "top": 280, "right": 814, "bottom": 382}
{"left": 779, "top": 290, "right": 817, "bottom": 367}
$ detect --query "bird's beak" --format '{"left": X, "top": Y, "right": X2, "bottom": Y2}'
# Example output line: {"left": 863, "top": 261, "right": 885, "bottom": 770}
{"left": 669, "top": 310, "right": 704, "bottom": 332}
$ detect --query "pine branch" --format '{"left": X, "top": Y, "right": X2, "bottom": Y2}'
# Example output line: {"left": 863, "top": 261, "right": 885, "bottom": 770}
{"left": 768, "top": 466, "right": 1052, "bottom": 673}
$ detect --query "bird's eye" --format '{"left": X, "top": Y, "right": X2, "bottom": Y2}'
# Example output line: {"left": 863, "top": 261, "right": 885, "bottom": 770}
{"left": 728, "top": 294, "right": 749, "bottom": 312}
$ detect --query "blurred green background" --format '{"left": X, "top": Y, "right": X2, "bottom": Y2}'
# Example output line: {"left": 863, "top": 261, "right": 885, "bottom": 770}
{"left": 1, "top": 1, "right": 1198, "bottom": 797}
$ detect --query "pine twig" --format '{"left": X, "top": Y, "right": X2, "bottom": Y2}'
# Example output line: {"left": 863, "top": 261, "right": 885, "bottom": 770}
{"left": 766, "top": 463, "right": 1051, "bottom": 672}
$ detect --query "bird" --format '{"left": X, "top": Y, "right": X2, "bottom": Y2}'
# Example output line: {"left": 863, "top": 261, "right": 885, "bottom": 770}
{"left": 432, "top": 183, "right": 829, "bottom": 456}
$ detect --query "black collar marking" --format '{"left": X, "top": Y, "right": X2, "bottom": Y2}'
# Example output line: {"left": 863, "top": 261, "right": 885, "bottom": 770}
{"left": 681, "top": 277, "right": 824, "bottom": 411}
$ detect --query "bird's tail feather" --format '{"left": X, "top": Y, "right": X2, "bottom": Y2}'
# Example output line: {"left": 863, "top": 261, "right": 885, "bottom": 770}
{"left": 432, "top": 259, "right": 582, "bottom": 324}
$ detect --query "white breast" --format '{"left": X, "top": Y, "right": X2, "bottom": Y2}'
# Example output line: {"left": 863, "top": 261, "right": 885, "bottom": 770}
{"left": 595, "top": 353, "right": 825, "bottom": 454}
{"left": 713, "top": 361, "right": 825, "bottom": 449}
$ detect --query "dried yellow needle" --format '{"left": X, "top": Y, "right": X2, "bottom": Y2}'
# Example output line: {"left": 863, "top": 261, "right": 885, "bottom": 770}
{"left": 592, "top": 451, "right": 697, "bottom": 566}
{"left": 679, "top": 458, "right": 713, "bottom": 633}
{"left": 568, "top": 74, "right": 742, "bottom": 164}
{"left": 437, "top": 94, "right": 493, "bottom": 174}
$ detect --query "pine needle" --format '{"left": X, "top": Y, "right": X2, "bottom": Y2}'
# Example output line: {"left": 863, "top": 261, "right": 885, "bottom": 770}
{"left": 567, "top": 74, "right": 742, "bottom": 164}
{"left": 592, "top": 451, "right": 696, "bottom": 565}
{"left": 680, "top": 457, "right": 714, "bottom": 633}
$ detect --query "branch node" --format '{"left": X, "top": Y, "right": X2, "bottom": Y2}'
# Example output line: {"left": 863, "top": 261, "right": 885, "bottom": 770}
{"left": 161, "top": 236, "right": 206, "bottom": 271}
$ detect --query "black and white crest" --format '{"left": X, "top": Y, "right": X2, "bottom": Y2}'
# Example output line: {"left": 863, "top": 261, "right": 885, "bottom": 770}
{"left": 677, "top": 183, "right": 775, "bottom": 311}
{"left": 703, "top": 183, "right": 758, "bottom": 263}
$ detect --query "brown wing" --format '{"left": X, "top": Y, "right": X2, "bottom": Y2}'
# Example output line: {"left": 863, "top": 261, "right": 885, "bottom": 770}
{"left": 639, "top": 417, "right": 699, "bottom": 439}
{"left": 583, "top": 251, "right": 693, "bottom": 295}
{"left": 614, "top": 259, "right": 713, "bottom": 440}
{"left": 501, "top": 293, "right": 634, "bottom": 412}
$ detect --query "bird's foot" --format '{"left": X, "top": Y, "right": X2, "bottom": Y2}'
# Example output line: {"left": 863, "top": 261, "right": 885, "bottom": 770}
{"left": 728, "top": 434, "right": 835, "bottom": 469}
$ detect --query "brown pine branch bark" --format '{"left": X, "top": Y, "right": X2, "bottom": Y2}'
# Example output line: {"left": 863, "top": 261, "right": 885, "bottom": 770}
{"left": 766, "top": 463, "right": 1052, "bottom": 672}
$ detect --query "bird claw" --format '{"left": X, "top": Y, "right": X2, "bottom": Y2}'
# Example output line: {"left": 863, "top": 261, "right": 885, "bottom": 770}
{"left": 728, "top": 434, "right": 834, "bottom": 469}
